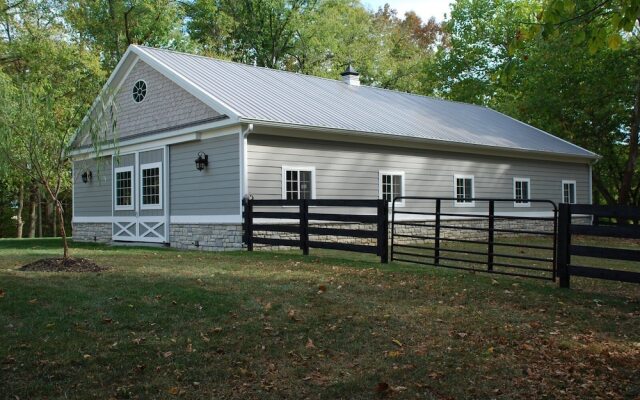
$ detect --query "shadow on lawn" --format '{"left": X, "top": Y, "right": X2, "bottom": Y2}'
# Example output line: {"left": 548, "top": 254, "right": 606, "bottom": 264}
{"left": 0, "top": 240, "right": 638, "bottom": 399}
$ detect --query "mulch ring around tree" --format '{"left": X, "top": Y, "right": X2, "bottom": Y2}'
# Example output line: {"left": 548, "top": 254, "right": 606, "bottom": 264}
{"left": 20, "top": 257, "right": 109, "bottom": 273}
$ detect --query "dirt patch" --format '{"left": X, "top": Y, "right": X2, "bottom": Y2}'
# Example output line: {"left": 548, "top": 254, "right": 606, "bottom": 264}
{"left": 20, "top": 257, "right": 109, "bottom": 273}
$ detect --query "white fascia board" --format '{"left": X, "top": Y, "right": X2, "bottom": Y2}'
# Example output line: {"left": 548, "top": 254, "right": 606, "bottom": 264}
{"left": 240, "top": 118, "right": 599, "bottom": 163}
{"left": 132, "top": 46, "right": 242, "bottom": 121}
{"left": 70, "top": 121, "right": 241, "bottom": 160}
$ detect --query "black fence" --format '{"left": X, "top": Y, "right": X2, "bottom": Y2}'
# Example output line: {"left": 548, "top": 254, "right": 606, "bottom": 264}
{"left": 558, "top": 203, "right": 640, "bottom": 288}
{"left": 243, "top": 198, "right": 389, "bottom": 263}
{"left": 391, "top": 197, "right": 558, "bottom": 280}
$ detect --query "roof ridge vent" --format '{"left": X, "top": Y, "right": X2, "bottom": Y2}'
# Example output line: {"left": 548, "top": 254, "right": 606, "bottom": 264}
{"left": 340, "top": 64, "right": 360, "bottom": 86}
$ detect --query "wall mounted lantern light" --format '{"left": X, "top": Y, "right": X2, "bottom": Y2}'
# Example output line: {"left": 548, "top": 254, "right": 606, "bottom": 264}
{"left": 195, "top": 152, "right": 209, "bottom": 171}
{"left": 81, "top": 170, "right": 92, "bottom": 183}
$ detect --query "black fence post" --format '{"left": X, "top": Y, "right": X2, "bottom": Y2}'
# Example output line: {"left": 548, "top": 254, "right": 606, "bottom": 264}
{"left": 382, "top": 200, "right": 389, "bottom": 263}
{"left": 434, "top": 199, "right": 441, "bottom": 265}
{"left": 487, "top": 200, "right": 495, "bottom": 271}
{"left": 300, "top": 199, "right": 309, "bottom": 256}
{"left": 390, "top": 198, "right": 396, "bottom": 261}
{"left": 245, "top": 198, "right": 254, "bottom": 252}
{"left": 557, "top": 203, "right": 571, "bottom": 288}
{"left": 552, "top": 208, "right": 558, "bottom": 281}
{"left": 377, "top": 199, "right": 389, "bottom": 263}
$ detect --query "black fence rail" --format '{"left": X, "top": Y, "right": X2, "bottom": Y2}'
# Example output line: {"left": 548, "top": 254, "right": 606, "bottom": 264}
{"left": 558, "top": 203, "right": 640, "bottom": 288}
{"left": 391, "top": 197, "right": 558, "bottom": 280}
{"left": 243, "top": 198, "right": 389, "bottom": 263}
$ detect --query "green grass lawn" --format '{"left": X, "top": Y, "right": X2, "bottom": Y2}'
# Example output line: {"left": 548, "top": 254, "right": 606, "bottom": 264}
{"left": 0, "top": 238, "right": 638, "bottom": 399}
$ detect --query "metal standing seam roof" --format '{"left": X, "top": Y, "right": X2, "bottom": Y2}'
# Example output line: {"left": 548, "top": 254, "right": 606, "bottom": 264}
{"left": 134, "top": 46, "right": 597, "bottom": 159}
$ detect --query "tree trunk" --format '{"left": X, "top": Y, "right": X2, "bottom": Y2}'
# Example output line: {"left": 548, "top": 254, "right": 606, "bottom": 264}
{"left": 28, "top": 184, "right": 36, "bottom": 238}
{"left": 55, "top": 199, "right": 69, "bottom": 259}
{"left": 37, "top": 188, "right": 42, "bottom": 237}
{"left": 16, "top": 183, "right": 24, "bottom": 238}
{"left": 618, "top": 80, "right": 640, "bottom": 205}
{"left": 52, "top": 202, "right": 57, "bottom": 238}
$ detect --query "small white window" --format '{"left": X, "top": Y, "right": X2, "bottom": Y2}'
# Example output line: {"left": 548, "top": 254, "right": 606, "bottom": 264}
{"left": 513, "top": 178, "right": 531, "bottom": 207}
{"left": 379, "top": 171, "right": 405, "bottom": 206}
{"left": 282, "top": 166, "right": 315, "bottom": 200}
{"left": 454, "top": 175, "right": 475, "bottom": 207}
{"left": 132, "top": 80, "right": 147, "bottom": 103}
{"left": 140, "top": 162, "right": 162, "bottom": 209}
{"left": 114, "top": 166, "right": 134, "bottom": 210}
{"left": 562, "top": 180, "right": 577, "bottom": 204}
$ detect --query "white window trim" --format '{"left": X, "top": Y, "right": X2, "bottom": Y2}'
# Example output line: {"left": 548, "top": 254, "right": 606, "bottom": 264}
{"left": 562, "top": 180, "right": 577, "bottom": 204}
{"left": 281, "top": 166, "right": 316, "bottom": 200}
{"left": 132, "top": 79, "right": 148, "bottom": 104}
{"left": 114, "top": 166, "right": 135, "bottom": 211}
{"left": 378, "top": 170, "right": 406, "bottom": 207}
{"left": 140, "top": 162, "right": 163, "bottom": 210}
{"left": 453, "top": 174, "right": 475, "bottom": 207}
{"left": 513, "top": 177, "right": 531, "bottom": 208}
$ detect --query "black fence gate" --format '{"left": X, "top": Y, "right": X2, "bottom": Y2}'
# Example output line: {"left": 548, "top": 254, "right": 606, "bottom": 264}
{"left": 390, "top": 197, "right": 558, "bottom": 280}
{"left": 557, "top": 203, "right": 640, "bottom": 288}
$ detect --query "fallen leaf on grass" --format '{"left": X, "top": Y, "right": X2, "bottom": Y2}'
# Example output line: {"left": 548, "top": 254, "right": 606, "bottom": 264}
{"left": 306, "top": 338, "right": 316, "bottom": 349}
{"left": 374, "top": 382, "right": 390, "bottom": 393}
{"left": 457, "top": 332, "right": 468, "bottom": 338}
{"left": 318, "top": 285, "right": 326, "bottom": 294}
{"left": 162, "top": 351, "right": 173, "bottom": 358}
{"left": 167, "top": 387, "right": 179, "bottom": 395}
{"left": 101, "top": 317, "right": 112, "bottom": 324}
{"left": 0, "top": 289, "right": 5, "bottom": 298}
{"left": 200, "top": 332, "right": 210, "bottom": 342}
{"left": 287, "top": 309, "right": 300, "bottom": 322}
{"left": 28, "top": 299, "right": 37, "bottom": 304}
{"left": 392, "top": 338, "right": 403, "bottom": 347}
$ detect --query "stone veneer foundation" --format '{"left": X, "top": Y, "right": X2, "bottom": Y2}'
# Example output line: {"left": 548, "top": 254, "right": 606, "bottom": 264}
{"left": 73, "top": 217, "right": 590, "bottom": 251}
{"left": 72, "top": 223, "right": 112, "bottom": 243}
{"left": 169, "top": 224, "right": 243, "bottom": 250}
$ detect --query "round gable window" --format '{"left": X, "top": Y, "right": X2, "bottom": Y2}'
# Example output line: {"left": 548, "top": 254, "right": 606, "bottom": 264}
{"left": 132, "top": 80, "right": 147, "bottom": 103}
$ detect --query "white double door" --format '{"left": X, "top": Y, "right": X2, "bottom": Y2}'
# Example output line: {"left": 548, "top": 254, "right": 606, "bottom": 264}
{"left": 112, "top": 150, "right": 167, "bottom": 243}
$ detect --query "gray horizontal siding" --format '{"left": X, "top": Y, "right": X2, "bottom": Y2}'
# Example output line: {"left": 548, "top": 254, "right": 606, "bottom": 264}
{"left": 170, "top": 134, "right": 240, "bottom": 216}
{"left": 247, "top": 134, "right": 590, "bottom": 215}
{"left": 73, "top": 157, "right": 112, "bottom": 217}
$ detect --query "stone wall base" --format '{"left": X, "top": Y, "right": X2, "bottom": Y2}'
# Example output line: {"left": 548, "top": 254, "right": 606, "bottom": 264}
{"left": 72, "top": 217, "right": 591, "bottom": 251}
{"left": 169, "top": 223, "right": 243, "bottom": 251}
{"left": 72, "top": 223, "right": 112, "bottom": 243}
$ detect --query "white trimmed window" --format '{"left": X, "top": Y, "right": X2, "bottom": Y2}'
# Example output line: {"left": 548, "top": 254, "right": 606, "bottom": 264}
{"left": 562, "top": 180, "right": 577, "bottom": 204}
{"left": 379, "top": 171, "right": 405, "bottom": 206}
{"left": 114, "top": 166, "right": 134, "bottom": 210}
{"left": 454, "top": 175, "right": 475, "bottom": 207}
{"left": 282, "top": 166, "right": 315, "bottom": 200}
{"left": 513, "top": 178, "right": 531, "bottom": 207}
{"left": 140, "top": 162, "right": 162, "bottom": 209}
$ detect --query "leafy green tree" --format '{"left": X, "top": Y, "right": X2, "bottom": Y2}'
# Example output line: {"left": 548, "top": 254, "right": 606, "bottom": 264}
{"left": 531, "top": 0, "right": 640, "bottom": 205}
{"left": 0, "top": 15, "right": 106, "bottom": 255}
{"left": 64, "top": 0, "right": 186, "bottom": 68}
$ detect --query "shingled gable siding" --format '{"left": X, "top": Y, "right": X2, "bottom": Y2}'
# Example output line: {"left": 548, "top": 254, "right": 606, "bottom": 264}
{"left": 169, "top": 134, "right": 241, "bottom": 217}
{"left": 73, "top": 156, "right": 113, "bottom": 217}
{"left": 112, "top": 60, "right": 221, "bottom": 141}
{"left": 247, "top": 134, "right": 590, "bottom": 215}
